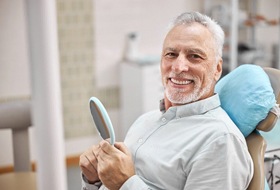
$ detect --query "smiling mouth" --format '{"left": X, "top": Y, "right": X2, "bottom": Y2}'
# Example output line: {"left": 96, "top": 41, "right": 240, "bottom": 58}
{"left": 170, "top": 78, "right": 193, "bottom": 85}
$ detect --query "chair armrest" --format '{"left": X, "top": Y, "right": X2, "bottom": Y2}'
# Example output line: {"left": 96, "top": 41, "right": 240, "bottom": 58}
{"left": 246, "top": 132, "right": 267, "bottom": 190}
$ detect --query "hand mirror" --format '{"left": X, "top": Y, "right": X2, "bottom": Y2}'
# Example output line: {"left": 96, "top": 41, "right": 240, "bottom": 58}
{"left": 89, "top": 97, "right": 115, "bottom": 145}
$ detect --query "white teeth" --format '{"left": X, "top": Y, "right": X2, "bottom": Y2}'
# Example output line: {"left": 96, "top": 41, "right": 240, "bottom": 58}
{"left": 171, "top": 78, "right": 192, "bottom": 85}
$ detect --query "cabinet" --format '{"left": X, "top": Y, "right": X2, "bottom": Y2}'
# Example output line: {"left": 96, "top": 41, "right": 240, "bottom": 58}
{"left": 119, "top": 62, "right": 163, "bottom": 139}
{"left": 204, "top": 0, "right": 280, "bottom": 74}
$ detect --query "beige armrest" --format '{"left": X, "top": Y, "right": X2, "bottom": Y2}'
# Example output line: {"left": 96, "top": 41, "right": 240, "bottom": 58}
{"left": 246, "top": 132, "right": 267, "bottom": 190}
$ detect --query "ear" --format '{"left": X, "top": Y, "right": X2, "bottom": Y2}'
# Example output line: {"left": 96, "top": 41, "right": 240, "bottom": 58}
{"left": 214, "top": 58, "right": 223, "bottom": 82}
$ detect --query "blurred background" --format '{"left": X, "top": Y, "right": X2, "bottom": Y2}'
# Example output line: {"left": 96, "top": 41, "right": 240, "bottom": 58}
{"left": 0, "top": 0, "right": 279, "bottom": 189}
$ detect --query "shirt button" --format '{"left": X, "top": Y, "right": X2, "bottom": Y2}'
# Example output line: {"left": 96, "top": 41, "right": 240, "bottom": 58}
{"left": 162, "top": 117, "right": 166, "bottom": 122}
{"left": 138, "top": 138, "right": 143, "bottom": 143}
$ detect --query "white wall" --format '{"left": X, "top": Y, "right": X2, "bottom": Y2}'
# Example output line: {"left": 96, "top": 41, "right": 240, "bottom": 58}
{"left": 94, "top": 0, "right": 203, "bottom": 88}
{"left": 0, "top": 0, "right": 31, "bottom": 98}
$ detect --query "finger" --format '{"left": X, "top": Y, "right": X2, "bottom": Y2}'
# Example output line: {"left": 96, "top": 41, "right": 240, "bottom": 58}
{"left": 99, "top": 140, "right": 113, "bottom": 154}
{"left": 81, "top": 163, "right": 96, "bottom": 178}
{"left": 79, "top": 153, "right": 96, "bottom": 173}
{"left": 85, "top": 154, "right": 97, "bottom": 171}
{"left": 114, "top": 142, "right": 130, "bottom": 155}
{"left": 91, "top": 149, "right": 99, "bottom": 169}
{"left": 86, "top": 149, "right": 98, "bottom": 168}
{"left": 81, "top": 162, "right": 100, "bottom": 184}
{"left": 97, "top": 148, "right": 109, "bottom": 162}
{"left": 98, "top": 140, "right": 119, "bottom": 161}
{"left": 104, "top": 138, "right": 111, "bottom": 144}
{"left": 80, "top": 146, "right": 99, "bottom": 170}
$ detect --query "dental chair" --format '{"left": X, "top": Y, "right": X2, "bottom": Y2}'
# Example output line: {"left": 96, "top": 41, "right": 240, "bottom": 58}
{"left": 0, "top": 100, "right": 37, "bottom": 190}
{"left": 216, "top": 65, "right": 280, "bottom": 190}
{"left": 246, "top": 67, "right": 280, "bottom": 190}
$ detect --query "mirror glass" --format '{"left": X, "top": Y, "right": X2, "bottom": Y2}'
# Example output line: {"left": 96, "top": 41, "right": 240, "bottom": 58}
{"left": 89, "top": 97, "right": 115, "bottom": 144}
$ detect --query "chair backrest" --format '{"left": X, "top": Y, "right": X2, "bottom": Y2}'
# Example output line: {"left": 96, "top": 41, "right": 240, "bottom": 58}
{"left": 0, "top": 100, "right": 32, "bottom": 172}
{"left": 246, "top": 67, "right": 280, "bottom": 190}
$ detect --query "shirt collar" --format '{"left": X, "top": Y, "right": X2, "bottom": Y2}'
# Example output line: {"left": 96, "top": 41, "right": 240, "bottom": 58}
{"left": 160, "top": 94, "right": 221, "bottom": 118}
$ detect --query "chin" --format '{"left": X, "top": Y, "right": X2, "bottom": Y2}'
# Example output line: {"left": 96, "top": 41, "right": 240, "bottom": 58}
{"left": 166, "top": 91, "right": 199, "bottom": 105}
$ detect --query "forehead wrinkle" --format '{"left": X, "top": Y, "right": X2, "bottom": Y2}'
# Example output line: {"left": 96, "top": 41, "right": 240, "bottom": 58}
{"left": 164, "top": 47, "right": 177, "bottom": 52}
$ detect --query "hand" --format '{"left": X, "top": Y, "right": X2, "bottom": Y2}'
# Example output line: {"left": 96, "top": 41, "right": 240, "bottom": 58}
{"left": 79, "top": 144, "right": 100, "bottom": 183}
{"left": 97, "top": 140, "right": 135, "bottom": 190}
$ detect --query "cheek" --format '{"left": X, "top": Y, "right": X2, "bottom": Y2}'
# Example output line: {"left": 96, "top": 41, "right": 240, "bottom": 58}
{"left": 194, "top": 68, "right": 211, "bottom": 86}
{"left": 161, "top": 64, "right": 172, "bottom": 88}
{"left": 201, "top": 68, "right": 216, "bottom": 87}
{"left": 160, "top": 70, "right": 167, "bottom": 86}
{"left": 160, "top": 60, "right": 167, "bottom": 70}
{"left": 160, "top": 61, "right": 169, "bottom": 77}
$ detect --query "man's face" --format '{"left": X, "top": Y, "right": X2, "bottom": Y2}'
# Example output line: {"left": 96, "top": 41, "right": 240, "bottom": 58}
{"left": 161, "top": 23, "right": 222, "bottom": 105}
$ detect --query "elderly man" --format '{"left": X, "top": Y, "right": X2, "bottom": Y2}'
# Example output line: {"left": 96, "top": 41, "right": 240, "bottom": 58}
{"left": 79, "top": 11, "right": 253, "bottom": 190}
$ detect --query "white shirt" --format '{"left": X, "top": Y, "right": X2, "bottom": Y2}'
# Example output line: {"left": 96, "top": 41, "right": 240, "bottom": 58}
{"left": 82, "top": 94, "right": 253, "bottom": 190}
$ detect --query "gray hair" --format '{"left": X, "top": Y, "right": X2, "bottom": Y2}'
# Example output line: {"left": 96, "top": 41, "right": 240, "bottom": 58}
{"left": 168, "top": 11, "right": 225, "bottom": 61}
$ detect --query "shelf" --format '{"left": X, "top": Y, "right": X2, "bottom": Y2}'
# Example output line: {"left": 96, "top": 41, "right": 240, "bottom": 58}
{"left": 204, "top": 0, "right": 280, "bottom": 71}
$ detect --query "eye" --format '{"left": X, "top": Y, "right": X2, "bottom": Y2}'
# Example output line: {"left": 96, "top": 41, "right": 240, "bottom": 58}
{"left": 165, "top": 52, "right": 177, "bottom": 58}
{"left": 189, "top": 54, "right": 202, "bottom": 59}
{"left": 187, "top": 54, "right": 204, "bottom": 63}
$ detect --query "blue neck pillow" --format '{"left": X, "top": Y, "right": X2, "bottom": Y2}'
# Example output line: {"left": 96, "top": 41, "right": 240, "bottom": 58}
{"left": 215, "top": 64, "right": 276, "bottom": 137}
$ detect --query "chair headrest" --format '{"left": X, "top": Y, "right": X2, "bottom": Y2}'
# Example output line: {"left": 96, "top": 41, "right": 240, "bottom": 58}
{"left": 215, "top": 64, "right": 278, "bottom": 137}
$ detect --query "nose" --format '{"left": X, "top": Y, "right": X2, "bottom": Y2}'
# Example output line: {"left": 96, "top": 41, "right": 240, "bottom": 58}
{"left": 172, "top": 54, "right": 189, "bottom": 73}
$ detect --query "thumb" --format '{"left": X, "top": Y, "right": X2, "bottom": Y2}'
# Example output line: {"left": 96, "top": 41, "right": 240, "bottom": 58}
{"left": 114, "top": 142, "right": 130, "bottom": 155}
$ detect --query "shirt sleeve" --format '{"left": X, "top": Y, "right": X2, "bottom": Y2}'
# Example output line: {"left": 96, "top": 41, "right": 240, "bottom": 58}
{"left": 183, "top": 134, "right": 253, "bottom": 190}
{"left": 81, "top": 173, "right": 102, "bottom": 190}
{"left": 81, "top": 174, "right": 153, "bottom": 190}
{"left": 120, "top": 175, "right": 153, "bottom": 190}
